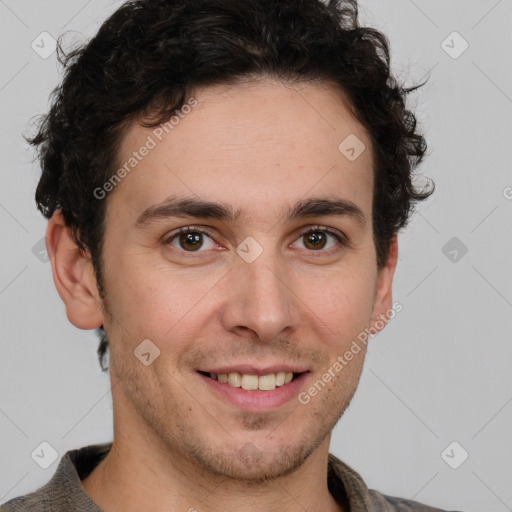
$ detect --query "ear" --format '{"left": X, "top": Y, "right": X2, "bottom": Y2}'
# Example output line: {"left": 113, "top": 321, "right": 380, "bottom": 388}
{"left": 45, "top": 210, "right": 104, "bottom": 330}
{"left": 369, "top": 234, "right": 398, "bottom": 334}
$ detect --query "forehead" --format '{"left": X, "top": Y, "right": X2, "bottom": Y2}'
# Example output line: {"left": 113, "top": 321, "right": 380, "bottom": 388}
{"left": 112, "top": 77, "right": 374, "bottom": 223}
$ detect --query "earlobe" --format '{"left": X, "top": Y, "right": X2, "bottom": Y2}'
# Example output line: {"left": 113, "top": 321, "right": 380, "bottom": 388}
{"left": 370, "top": 234, "right": 398, "bottom": 334}
{"left": 45, "top": 210, "right": 104, "bottom": 330}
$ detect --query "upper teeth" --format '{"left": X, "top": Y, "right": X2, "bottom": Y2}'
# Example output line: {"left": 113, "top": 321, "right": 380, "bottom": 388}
{"left": 210, "top": 372, "right": 294, "bottom": 391}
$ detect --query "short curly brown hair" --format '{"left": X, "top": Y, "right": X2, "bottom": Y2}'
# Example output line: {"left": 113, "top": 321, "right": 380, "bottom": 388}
{"left": 28, "top": 0, "right": 433, "bottom": 371}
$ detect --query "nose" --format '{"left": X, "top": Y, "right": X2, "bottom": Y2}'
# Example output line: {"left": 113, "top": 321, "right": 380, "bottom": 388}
{"left": 220, "top": 246, "right": 301, "bottom": 343}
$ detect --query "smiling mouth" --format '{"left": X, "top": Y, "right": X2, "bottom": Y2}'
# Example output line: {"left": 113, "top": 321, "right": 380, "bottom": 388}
{"left": 198, "top": 371, "right": 304, "bottom": 391}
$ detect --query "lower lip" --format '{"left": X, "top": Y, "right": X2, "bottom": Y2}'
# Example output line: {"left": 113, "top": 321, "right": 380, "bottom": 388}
{"left": 198, "top": 372, "right": 309, "bottom": 412}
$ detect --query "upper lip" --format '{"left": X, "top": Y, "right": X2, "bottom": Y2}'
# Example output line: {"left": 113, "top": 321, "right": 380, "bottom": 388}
{"left": 198, "top": 364, "right": 309, "bottom": 376}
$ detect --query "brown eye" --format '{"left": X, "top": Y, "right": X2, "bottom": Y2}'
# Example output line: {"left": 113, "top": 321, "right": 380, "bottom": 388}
{"left": 293, "top": 227, "right": 345, "bottom": 253}
{"left": 303, "top": 231, "right": 327, "bottom": 250}
{"left": 178, "top": 231, "right": 203, "bottom": 251}
{"left": 167, "top": 228, "right": 216, "bottom": 252}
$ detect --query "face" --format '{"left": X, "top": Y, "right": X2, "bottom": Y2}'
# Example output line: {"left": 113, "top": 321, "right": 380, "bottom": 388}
{"left": 96, "top": 77, "right": 395, "bottom": 482}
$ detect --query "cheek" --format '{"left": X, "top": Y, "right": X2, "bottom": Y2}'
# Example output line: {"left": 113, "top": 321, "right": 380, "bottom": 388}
{"left": 294, "top": 269, "right": 377, "bottom": 340}
{"left": 102, "top": 252, "right": 220, "bottom": 347}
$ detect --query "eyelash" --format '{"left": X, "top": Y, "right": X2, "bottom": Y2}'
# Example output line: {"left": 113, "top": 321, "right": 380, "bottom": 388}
{"left": 163, "top": 225, "right": 347, "bottom": 258}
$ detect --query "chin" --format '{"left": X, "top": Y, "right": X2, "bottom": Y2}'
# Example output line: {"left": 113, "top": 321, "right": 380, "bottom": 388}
{"left": 177, "top": 425, "right": 331, "bottom": 484}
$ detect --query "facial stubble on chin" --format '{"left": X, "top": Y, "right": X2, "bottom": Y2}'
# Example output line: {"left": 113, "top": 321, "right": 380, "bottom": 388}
{"left": 176, "top": 384, "right": 360, "bottom": 485}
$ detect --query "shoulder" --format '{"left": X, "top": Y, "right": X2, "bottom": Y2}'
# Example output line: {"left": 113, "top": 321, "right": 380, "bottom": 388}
{"left": 0, "top": 481, "right": 62, "bottom": 511}
{"left": 368, "top": 489, "right": 464, "bottom": 512}
{"left": 1, "top": 443, "right": 110, "bottom": 512}
{"left": 328, "top": 453, "right": 464, "bottom": 512}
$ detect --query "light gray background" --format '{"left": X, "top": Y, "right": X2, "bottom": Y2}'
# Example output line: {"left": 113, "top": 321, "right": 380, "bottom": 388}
{"left": 1, "top": 1, "right": 511, "bottom": 511}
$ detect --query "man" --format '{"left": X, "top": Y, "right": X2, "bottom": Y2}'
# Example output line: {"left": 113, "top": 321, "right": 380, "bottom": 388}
{"left": 2, "top": 0, "right": 460, "bottom": 510}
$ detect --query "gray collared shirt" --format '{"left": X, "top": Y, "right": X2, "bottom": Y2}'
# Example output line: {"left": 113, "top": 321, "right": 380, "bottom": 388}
{"left": 1, "top": 443, "right": 458, "bottom": 511}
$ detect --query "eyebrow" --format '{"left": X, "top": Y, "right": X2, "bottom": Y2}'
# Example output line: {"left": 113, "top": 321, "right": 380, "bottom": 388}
{"left": 135, "top": 195, "right": 366, "bottom": 228}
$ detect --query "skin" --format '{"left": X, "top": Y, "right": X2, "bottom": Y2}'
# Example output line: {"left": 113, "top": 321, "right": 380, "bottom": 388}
{"left": 46, "top": 77, "right": 398, "bottom": 512}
